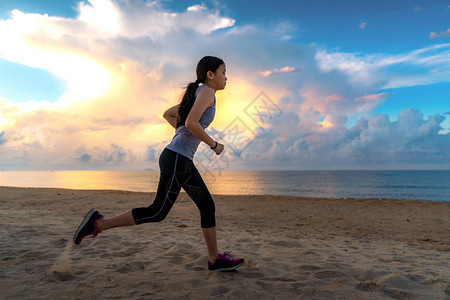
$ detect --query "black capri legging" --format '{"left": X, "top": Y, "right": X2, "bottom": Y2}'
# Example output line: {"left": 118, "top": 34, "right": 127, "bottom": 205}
{"left": 132, "top": 148, "right": 216, "bottom": 228}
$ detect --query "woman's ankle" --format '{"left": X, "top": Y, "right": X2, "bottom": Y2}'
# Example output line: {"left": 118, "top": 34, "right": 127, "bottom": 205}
{"left": 97, "top": 218, "right": 106, "bottom": 231}
{"left": 208, "top": 252, "right": 219, "bottom": 263}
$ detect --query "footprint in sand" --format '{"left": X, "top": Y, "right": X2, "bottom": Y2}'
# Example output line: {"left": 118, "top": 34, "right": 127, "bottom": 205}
{"left": 211, "top": 286, "right": 230, "bottom": 296}
{"left": 255, "top": 280, "right": 277, "bottom": 293}
{"left": 52, "top": 238, "right": 68, "bottom": 248}
{"left": 357, "top": 281, "right": 382, "bottom": 292}
{"left": 49, "top": 271, "right": 75, "bottom": 281}
{"left": 116, "top": 261, "right": 146, "bottom": 274}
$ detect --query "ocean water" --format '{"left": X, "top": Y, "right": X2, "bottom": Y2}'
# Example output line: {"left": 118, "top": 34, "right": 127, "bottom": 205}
{"left": 0, "top": 170, "right": 449, "bottom": 202}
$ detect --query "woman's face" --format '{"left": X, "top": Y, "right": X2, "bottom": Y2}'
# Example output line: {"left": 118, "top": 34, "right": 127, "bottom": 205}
{"left": 209, "top": 63, "right": 227, "bottom": 90}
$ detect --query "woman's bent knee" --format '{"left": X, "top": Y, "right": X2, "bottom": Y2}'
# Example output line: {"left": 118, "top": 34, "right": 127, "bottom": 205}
{"left": 132, "top": 207, "right": 169, "bottom": 224}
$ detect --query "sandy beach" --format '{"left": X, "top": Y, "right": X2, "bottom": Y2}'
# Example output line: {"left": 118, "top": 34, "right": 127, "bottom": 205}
{"left": 0, "top": 186, "right": 449, "bottom": 299}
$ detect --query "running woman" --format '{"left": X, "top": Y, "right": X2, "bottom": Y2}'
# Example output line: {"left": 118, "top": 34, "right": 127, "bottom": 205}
{"left": 73, "top": 56, "right": 244, "bottom": 272}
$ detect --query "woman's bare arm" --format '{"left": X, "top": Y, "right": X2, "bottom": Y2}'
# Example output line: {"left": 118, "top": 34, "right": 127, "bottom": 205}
{"left": 163, "top": 104, "right": 180, "bottom": 129}
{"left": 185, "top": 87, "right": 224, "bottom": 155}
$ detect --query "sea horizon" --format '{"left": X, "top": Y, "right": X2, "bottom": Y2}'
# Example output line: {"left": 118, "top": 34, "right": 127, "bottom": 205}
{"left": 1, "top": 170, "right": 449, "bottom": 202}
{"left": 2, "top": 167, "right": 450, "bottom": 171}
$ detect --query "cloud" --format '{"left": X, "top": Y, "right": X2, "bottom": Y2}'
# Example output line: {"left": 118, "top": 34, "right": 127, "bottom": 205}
{"left": 101, "top": 144, "right": 130, "bottom": 162}
{"left": 145, "top": 146, "right": 157, "bottom": 162}
{"left": 0, "top": 0, "right": 238, "bottom": 170}
{"left": 315, "top": 43, "right": 450, "bottom": 89}
{"left": 430, "top": 28, "right": 450, "bottom": 39}
{"left": 75, "top": 0, "right": 235, "bottom": 38}
{"left": 359, "top": 21, "right": 367, "bottom": 29}
{"left": 78, "top": 153, "right": 92, "bottom": 162}
{"left": 273, "top": 21, "right": 298, "bottom": 40}
{"left": 355, "top": 92, "right": 388, "bottom": 101}
{"left": 259, "top": 66, "right": 300, "bottom": 77}
{"left": 0, "top": 0, "right": 448, "bottom": 170}
{"left": 236, "top": 108, "right": 449, "bottom": 169}
{"left": 321, "top": 94, "right": 341, "bottom": 102}
{"left": 0, "top": 131, "right": 6, "bottom": 145}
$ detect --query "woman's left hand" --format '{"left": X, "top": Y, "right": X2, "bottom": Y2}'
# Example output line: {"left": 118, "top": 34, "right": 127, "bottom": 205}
{"left": 213, "top": 142, "right": 224, "bottom": 155}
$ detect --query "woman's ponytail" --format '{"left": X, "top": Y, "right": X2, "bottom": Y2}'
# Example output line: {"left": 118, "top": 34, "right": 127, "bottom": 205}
{"left": 177, "top": 80, "right": 201, "bottom": 127}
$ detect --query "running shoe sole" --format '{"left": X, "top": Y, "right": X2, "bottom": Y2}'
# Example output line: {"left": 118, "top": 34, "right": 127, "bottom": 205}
{"left": 209, "top": 260, "right": 244, "bottom": 272}
{"left": 73, "top": 208, "right": 97, "bottom": 245}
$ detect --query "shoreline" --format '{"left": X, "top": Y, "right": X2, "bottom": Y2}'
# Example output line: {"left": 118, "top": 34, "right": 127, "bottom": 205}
{"left": 0, "top": 185, "right": 448, "bottom": 203}
{"left": 1, "top": 186, "right": 449, "bottom": 299}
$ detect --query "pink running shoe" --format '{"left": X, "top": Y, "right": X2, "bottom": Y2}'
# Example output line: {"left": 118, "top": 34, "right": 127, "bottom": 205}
{"left": 73, "top": 208, "right": 103, "bottom": 245}
{"left": 208, "top": 251, "right": 244, "bottom": 272}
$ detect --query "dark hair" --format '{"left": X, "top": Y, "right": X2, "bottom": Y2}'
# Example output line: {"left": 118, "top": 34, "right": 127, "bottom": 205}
{"left": 177, "top": 56, "right": 224, "bottom": 128}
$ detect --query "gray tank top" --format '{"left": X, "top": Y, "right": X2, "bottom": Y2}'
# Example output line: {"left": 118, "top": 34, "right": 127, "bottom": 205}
{"left": 165, "top": 85, "right": 216, "bottom": 160}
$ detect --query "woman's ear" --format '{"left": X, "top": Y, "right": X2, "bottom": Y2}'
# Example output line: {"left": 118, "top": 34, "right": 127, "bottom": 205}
{"left": 206, "top": 70, "right": 215, "bottom": 80}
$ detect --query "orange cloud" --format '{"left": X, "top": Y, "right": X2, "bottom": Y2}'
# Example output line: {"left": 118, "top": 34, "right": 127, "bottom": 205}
{"left": 319, "top": 116, "right": 333, "bottom": 128}
{"left": 356, "top": 92, "right": 387, "bottom": 101}
{"left": 259, "top": 66, "right": 299, "bottom": 77}
{"left": 0, "top": 1, "right": 241, "bottom": 169}
{"left": 321, "top": 94, "right": 341, "bottom": 102}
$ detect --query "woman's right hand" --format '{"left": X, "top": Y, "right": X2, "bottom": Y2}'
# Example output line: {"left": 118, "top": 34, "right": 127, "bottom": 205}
{"left": 212, "top": 142, "right": 224, "bottom": 155}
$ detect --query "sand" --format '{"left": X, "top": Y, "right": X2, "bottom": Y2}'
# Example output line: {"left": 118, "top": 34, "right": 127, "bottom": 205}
{"left": 0, "top": 186, "right": 449, "bottom": 299}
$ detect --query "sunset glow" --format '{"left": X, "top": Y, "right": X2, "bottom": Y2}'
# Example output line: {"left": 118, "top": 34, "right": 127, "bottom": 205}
{"left": 0, "top": 0, "right": 449, "bottom": 170}
{"left": 319, "top": 117, "right": 334, "bottom": 128}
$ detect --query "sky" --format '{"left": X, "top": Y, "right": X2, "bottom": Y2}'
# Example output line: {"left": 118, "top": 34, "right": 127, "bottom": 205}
{"left": 0, "top": 0, "right": 449, "bottom": 171}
